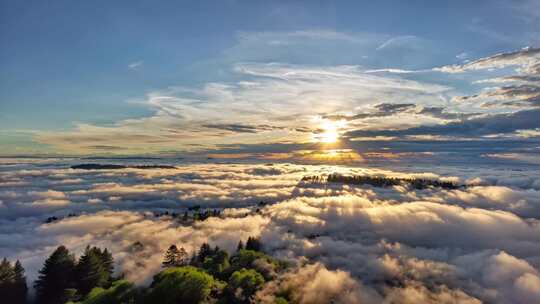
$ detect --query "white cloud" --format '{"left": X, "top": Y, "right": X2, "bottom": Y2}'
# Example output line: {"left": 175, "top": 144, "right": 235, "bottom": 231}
{"left": 434, "top": 47, "right": 540, "bottom": 73}
{"left": 2, "top": 161, "right": 540, "bottom": 303}
{"left": 35, "top": 62, "right": 450, "bottom": 154}
{"left": 128, "top": 61, "right": 143, "bottom": 70}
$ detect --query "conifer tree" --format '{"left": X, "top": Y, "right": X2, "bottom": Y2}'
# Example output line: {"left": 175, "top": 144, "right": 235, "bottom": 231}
{"left": 245, "top": 237, "right": 262, "bottom": 252}
{"left": 0, "top": 258, "right": 14, "bottom": 301}
{"left": 100, "top": 248, "right": 114, "bottom": 282}
{"left": 177, "top": 247, "right": 189, "bottom": 266}
{"left": 34, "top": 245, "right": 76, "bottom": 304}
{"left": 198, "top": 243, "right": 212, "bottom": 262}
{"left": 12, "top": 260, "right": 28, "bottom": 304}
{"left": 237, "top": 240, "right": 244, "bottom": 251}
{"left": 0, "top": 258, "right": 13, "bottom": 285}
{"left": 75, "top": 246, "right": 108, "bottom": 296}
{"left": 162, "top": 245, "right": 181, "bottom": 268}
{"left": 0, "top": 258, "right": 27, "bottom": 303}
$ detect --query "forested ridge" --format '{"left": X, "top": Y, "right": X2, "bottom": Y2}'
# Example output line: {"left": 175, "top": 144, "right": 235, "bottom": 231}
{"left": 0, "top": 237, "right": 291, "bottom": 304}
{"left": 302, "top": 173, "right": 463, "bottom": 189}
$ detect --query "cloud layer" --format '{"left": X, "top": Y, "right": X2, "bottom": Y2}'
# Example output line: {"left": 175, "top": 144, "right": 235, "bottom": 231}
{"left": 1, "top": 160, "right": 540, "bottom": 303}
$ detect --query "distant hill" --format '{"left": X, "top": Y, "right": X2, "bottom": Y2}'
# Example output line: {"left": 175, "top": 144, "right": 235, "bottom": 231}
{"left": 71, "top": 164, "right": 177, "bottom": 170}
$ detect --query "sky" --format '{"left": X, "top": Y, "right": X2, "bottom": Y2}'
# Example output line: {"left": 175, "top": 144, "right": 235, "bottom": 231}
{"left": 1, "top": 0, "right": 539, "bottom": 164}
{"left": 1, "top": 3, "right": 540, "bottom": 301}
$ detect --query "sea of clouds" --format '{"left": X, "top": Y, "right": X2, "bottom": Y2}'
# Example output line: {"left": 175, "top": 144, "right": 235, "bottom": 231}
{"left": 1, "top": 158, "right": 539, "bottom": 303}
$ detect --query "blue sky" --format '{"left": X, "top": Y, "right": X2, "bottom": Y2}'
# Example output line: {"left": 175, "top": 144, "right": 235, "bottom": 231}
{"left": 1, "top": 0, "right": 539, "bottom": 161}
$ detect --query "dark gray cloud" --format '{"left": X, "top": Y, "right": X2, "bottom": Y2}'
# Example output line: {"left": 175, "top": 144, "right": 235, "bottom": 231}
{"left": 346, "top": 108, "right": 540, "bottom": 138}
{"left": 202, "top": 123, "right": 285, "bottom": 134}
{"left": 323, "top": 103, "right": 416, "bottom": 121}
{"left": 416, "top": 106, "right": 478, "bottom": 120}
{"left": 324, "top": 103, "right": 477, "bottom": 122}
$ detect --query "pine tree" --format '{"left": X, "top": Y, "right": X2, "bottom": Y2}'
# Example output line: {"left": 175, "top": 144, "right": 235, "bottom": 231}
{"left": 0, "top": 258, "right": 13, "bottom": 284}
{"left": 0, "top": 258, "right": 14, "bottom": 301}
{"left": 162, "top": 245, "right": 181, "bottom": 268}
{"left": 100, "top": 248, "right": 114, "bottom": 282}
{"left": 177, "top": 247, "right": 189, "bottom": 266}
{"left": 198, "top": 243, "right": 212, "bottom": 262}
{"left": 0, "top": 258, "right": 26, "bottom": 304}
{"left": 75, "top": 246, "right": 109, "bottom": 296}
{"left": 245, "top": 237, "right": 262, "bottom": 251}
{"left": 237, "top": 240, "right": 244, "bottom": 251}
{"left": 12, "top": 261, "right": 27, "bottom": 304}
{"left": 34, "top": 245, "right": 76, "bottom": 304}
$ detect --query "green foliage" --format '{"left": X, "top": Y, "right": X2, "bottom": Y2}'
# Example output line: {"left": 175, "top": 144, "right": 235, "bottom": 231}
{"left": 230, "top": 250, "right": 266, "bottom": 269}
{"left": 28, "top": 240, "right": 288, "bottom": 304}
{"left": 274, "top": 297, "right": 289, "bottom": 304}
{"left": 100, "top": 249, "right": 114, "bottom": 279}
{"left": 75, "top": 246, "right": 113, "bottom": 296}
{"left": 228, "top": 268, "right": 265, "bottom": 303}
{"left": 34, "top": 245, "right": 77, "bottom": 304}
{"left": 193, "top": 243, "right": 213, "bottom": 266}
{"left": 146, "top": 266, "right": 223, "bottom": 304}
{"left": 202, "top": 248, "right": 230, "bottom": 279}
{"left": 0, "top": 258, "right": 27, "bottom": 304}
{"left": 229, "top": 249, "right": 285, "bottom": 281}
{"left": 81, "top": 280, "right": 140, "bottom": 304}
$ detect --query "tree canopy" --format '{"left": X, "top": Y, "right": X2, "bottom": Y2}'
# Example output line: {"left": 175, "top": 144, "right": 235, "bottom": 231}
{"left": 146, "top": 266, "right": 221, "bottom": 304}
{"left": 23, "top": 235, "right": 291, "bottom": 304}
{"left": 0, "top": 258, "right": 27, "bottom": 304}
{"left": 34, "top": 245, "right": 77, "bottom": 304}
{"left": 228, "top": 268, "right": 265, "bottom": 303}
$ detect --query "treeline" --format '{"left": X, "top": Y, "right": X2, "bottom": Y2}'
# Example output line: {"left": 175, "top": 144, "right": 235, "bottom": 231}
{"left": 0, "top": 258, "right": 27, "bottom": 303}
{"left": 302, "top": 173, "right": 462, "bottom": 190}
{"left": 154, "top": 209, "right": 223, "bottom": 222}
{"left": 0, "top": 237, "right": 290, "bottom": 304}
{"left": 45, "top": 209, "right": 224, "bottom": 225}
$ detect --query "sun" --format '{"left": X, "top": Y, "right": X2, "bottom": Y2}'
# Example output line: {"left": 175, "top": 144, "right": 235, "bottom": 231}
{"left": 313, "top": 119, "right": 346, "bottom": 143}
{"left": 319, "top": 127, "right": 339, "bottom": 143}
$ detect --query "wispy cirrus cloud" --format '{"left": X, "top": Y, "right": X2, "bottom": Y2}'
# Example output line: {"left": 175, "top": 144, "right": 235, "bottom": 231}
{"left": 128, "top": 61, "right": 143, "bottom": 70}
{"left": 34, "top": 62, "right": 450, "bottom": 154}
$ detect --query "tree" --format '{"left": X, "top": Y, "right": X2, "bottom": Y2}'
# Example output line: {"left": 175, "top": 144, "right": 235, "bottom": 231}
{"left": 198, "top": 243, "right": 212, "bottom": 261}
{"left": 237, "top": 240, "right": 244, "bottom": 251}
{"left": 0, "top": 258, "right": 13, "bottom": 283}
{"left": 146, "top": 266, "right": 223, "bottom": 304}
{"left": 99, "top": 248, "right": 114, "bottom": 282}
{"left": 34, "top": 245, "right": 77, "bottom": 304}
{"left": 80, "top": 280, "right": 140, "bottom": 304}
{"left": 245, "top": 237, "right": 262, "bottom": 252}
{"left": 177, "top": 247, "right": 189, "bottom": 267}
{"left": 0, "top": 258, "right": 27, "bottom": 304}
{"left": 12, "top": 261, "right": 28, "bottom": 304}
{"left": 190, "top": 243, "right": 212, "bottom": 266}
{"left": 162, "top": 245, "right": 188, "bottom": 268}
{"left": 228, "top": 268, "right": 265, "bottom": 303}
{"left": 202, "top": 248, "right": 230, "bottom": 278}
{"left": 75, "top": 246, "right": 109, "bottom": 296}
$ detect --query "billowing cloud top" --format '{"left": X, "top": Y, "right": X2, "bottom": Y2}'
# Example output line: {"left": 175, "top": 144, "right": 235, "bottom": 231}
{"left": 1, "top": 159, "right": 540, "bottom": 303}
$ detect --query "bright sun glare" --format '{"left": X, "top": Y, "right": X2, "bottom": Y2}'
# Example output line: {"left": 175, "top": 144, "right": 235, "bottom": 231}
{"left": 314, "top": 119, "right": 346, "bottom": 143}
